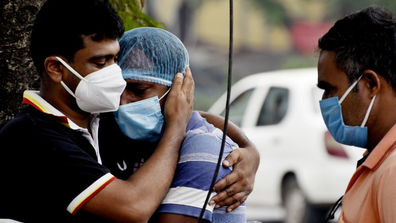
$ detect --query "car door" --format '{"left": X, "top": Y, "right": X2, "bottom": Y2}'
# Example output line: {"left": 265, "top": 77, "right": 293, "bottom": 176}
{"left": 242, "top": 85, "right": 291, "bottom": 207}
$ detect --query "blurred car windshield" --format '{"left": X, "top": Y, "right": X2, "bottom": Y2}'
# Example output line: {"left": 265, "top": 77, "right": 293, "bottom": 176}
{"left": 257, "top": 87, "right": 289, "bottom": 126}
{"left": 221, "top": 88, "right": 254, "bottom": 126}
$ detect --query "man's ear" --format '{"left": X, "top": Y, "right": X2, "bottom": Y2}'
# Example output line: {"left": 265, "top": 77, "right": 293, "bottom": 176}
{"left": 361, "top": 70, "right": 380, "bottom": 98}
{"left": 44, "top": 56, "right": 64, "bottom": 83}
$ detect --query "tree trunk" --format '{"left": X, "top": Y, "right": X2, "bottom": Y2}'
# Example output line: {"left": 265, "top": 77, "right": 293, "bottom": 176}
{"left": 0, "top": 0, "right": 44, "bottom": 129}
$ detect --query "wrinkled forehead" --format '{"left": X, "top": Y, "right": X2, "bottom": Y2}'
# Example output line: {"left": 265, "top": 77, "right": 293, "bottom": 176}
{"left": 123, "top": 78, "right": 170, "bottom": 97}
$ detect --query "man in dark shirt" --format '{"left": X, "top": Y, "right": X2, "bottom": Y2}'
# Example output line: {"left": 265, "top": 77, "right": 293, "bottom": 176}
{"left": 0, "top": 0, "right": 259, "bottom": 222}
{"left": 0, "top": 0, "right": 193, "bottom": 222}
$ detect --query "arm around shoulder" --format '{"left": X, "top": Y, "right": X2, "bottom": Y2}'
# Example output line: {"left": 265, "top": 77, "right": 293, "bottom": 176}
{"left": 82, "top": 70, "right": 194, "bottom": 222}
{"left": 199, "top": 111, "right": 260, "bottom": 210}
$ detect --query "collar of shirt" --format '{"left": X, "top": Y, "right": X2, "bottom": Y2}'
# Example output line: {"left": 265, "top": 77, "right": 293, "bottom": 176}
{"left": 22, "top": 90, "right": 103, "bottom": 163}
{"left": 361, "top": 123, "right": 396, "bottom": 170}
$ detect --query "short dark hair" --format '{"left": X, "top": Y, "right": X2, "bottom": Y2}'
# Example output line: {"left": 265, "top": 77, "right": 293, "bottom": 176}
{"left": 30, "top": 0, "right": 124, "bottom": 75}
{"left": 319, "top": 5, "right": 396, "bottom": 92}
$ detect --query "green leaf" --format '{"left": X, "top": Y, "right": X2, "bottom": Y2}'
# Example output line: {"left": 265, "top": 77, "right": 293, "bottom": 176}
{"left": 109, "top": 0, "right": 163, "bottom": 31}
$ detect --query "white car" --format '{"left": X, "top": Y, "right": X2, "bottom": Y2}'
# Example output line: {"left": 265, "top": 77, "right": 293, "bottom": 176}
{"left": 208, "top": 68, "right": 364, "bottom": 223}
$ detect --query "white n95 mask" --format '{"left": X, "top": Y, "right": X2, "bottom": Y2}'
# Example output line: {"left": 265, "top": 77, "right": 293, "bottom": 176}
{"left": 56, "top": 56, "right": 126, "bottom": 113}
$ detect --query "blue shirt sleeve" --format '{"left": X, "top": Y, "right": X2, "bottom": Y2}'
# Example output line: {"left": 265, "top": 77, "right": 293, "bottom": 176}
{"left": 156, "top": 124, "right": 237, "bottom": 222}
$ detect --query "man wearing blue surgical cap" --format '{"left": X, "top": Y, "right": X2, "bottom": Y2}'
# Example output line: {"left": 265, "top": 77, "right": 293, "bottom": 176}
{"left": 99, "top": 27, "right": 258, "bottom": 222}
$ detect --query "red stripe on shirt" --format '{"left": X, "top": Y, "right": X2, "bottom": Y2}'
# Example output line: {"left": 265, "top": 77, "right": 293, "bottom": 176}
{"left": 22, "top": 97, "right": 70, "bottom": 125}
{"left": 71, "top": 176, "right": 117, "bottom": 216}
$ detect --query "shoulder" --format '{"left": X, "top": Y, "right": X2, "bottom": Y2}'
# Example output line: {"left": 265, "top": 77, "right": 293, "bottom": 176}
{"left": 183, "top": 113, "right": 238, "bottom": 156}
{"left": 1, "top": 106, "right": 34, "bottom": 133}
{"left": 0, "top": 108, "right": 111, "bottom": 221}
{"left": 2, "top": 106, "right": 67, "bottom": 131}
{"left": 377, "top": 149, "right": 396, "bottom": 172}
{"left": 374, "top": 149, "right": 396, "bottom": 189}
{"left": 372, "top": 150, "right": 396, "bottom": 221}
{"left": 0, "top": 106, "right": 60, "bottom": 141}
{"left": 175, "top": 119, "right": 237, "bottom": 186}
{"left": 0, "top": 106, "right": 92, "bottom": 157}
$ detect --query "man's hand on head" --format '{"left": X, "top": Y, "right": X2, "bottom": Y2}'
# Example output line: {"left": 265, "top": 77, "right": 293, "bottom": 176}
{"left": 164, "top": 67, "right": 194, "bottom": 132}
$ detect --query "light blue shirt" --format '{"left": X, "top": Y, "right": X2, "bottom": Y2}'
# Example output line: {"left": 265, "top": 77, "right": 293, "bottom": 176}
{"left": 157, "top": 111, "right": 246, "bottom": 222}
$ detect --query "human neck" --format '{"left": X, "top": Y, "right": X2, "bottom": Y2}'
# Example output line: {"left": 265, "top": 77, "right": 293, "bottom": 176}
{"left": 366, "top": 98, "right": 396, "bottom": 153}
{"left": 40, "top": 87, "right": 90, "bottom": 129}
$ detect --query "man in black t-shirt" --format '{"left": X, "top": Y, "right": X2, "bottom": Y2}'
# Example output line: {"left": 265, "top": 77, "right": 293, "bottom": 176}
{"left": 0, "top": 0, "right": 194, "bottom": 222}
{"left": 0, "top": 0, "right": 259, "bottom": 222}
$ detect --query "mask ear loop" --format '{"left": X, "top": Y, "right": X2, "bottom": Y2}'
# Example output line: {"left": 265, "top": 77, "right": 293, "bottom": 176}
{"left": 60, "top": 81, "right": 77, "bottom": 98}
{"left": 339, "top": 75, "right": 363, "bottom": 104}
{"left": 55, "top": 56, "right": 88, "bottom": 98}
{"left": 55, "top": 56, "right": 87, "bottom": 81}
{"left": 360, "top": 95, "right": 376, "bottom": 128}
{"left": 159, "top": 87, "right": 171, "bottom": 101}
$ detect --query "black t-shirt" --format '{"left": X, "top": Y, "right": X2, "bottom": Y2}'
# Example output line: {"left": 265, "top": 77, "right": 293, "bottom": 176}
{"left": 0, "top": 106, "right": 112, "bottom": 222}
{"left": 99, "top": 112, "right": 157, "bottom": 180}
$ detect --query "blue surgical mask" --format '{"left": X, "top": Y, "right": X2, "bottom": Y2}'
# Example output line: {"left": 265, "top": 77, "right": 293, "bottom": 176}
{"left": 114, "top": 88, "right": 171, "bottom": 142}
{"left": 319, "top": 76, "right": 376, "bottom": 148}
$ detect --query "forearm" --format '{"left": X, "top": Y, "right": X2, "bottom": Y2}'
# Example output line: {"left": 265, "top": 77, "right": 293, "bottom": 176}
{"left": 83, "top": 70, "right": 194, "bottom": 222}
{"left": 199, "top": 111, "right": 254, "bottom": 149}
{"left": 124, "top": 124, "right": 184, "bottom": 214}
{"left": 83, "top": 125, "right": 185, "bottom": 223}
{"left": 200, "top": 111, "right": 260, "bottom": 211}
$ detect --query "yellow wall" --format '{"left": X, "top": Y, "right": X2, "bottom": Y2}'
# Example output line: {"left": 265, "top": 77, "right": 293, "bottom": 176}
{"left": 149, "top": 0, "right": 327, "bottom": 53}
{"left": 196, "top": 0, "right": 292, "bottom": 52}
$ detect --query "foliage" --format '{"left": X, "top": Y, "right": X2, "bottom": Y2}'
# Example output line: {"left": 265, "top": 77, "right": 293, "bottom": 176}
{"left": 251, "top": 0, "right": 291, "bottom": 27}
{"left": 109, "top": 0, "right": 163, "bottom": 31}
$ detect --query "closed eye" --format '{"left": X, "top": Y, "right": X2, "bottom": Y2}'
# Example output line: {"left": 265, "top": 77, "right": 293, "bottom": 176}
{"left": 126, "top": 84, "right": 149, "bottom": 96}
{"left": 95, "top": 62, "right": 106, "bottom": 67}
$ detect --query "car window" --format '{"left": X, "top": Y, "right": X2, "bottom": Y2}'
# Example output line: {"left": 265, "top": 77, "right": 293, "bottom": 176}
{"left": 257, "top": 87, "right": 289, "bottom": 126}
{"left": 221, "top": 88, "right": 254, "bottom": 126}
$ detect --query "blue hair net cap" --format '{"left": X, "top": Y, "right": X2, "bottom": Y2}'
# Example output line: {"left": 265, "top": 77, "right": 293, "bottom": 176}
{"left": 118, "top": 27, "right": 189, "bottom": 87}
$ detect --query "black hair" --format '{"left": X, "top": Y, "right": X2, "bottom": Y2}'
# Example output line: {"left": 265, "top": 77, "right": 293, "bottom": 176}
{"left": 30, "top": 0, "right": 124, "bottom": 75}
{"left": 318, "top": 5, "right": 396, "bottom": 92}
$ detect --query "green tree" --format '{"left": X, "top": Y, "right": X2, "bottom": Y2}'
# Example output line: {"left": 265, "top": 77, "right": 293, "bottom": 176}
{"left": 251, "top": 0, "right": 292, "bottom": 27}
{"left": 110, "top": 0, "right": 163, "bottom": 31}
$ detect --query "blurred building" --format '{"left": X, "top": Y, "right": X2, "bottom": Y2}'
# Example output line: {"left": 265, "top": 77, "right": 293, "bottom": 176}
{"left": 144, "top": 0, "right": 329, "bottom": 110}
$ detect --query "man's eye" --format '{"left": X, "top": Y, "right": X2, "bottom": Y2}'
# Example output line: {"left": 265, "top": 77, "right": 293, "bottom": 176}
{"left": 323, "top": 88, "right": 335, "bottom": 97}
{"left": 126, "top": 85, "right": 146, "bottom": 94}
{"left": 134, "top": 88, "right": 147, "bottom": 95}
{"left": 95, "top": 61, "right": 106, "bottom": 67}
